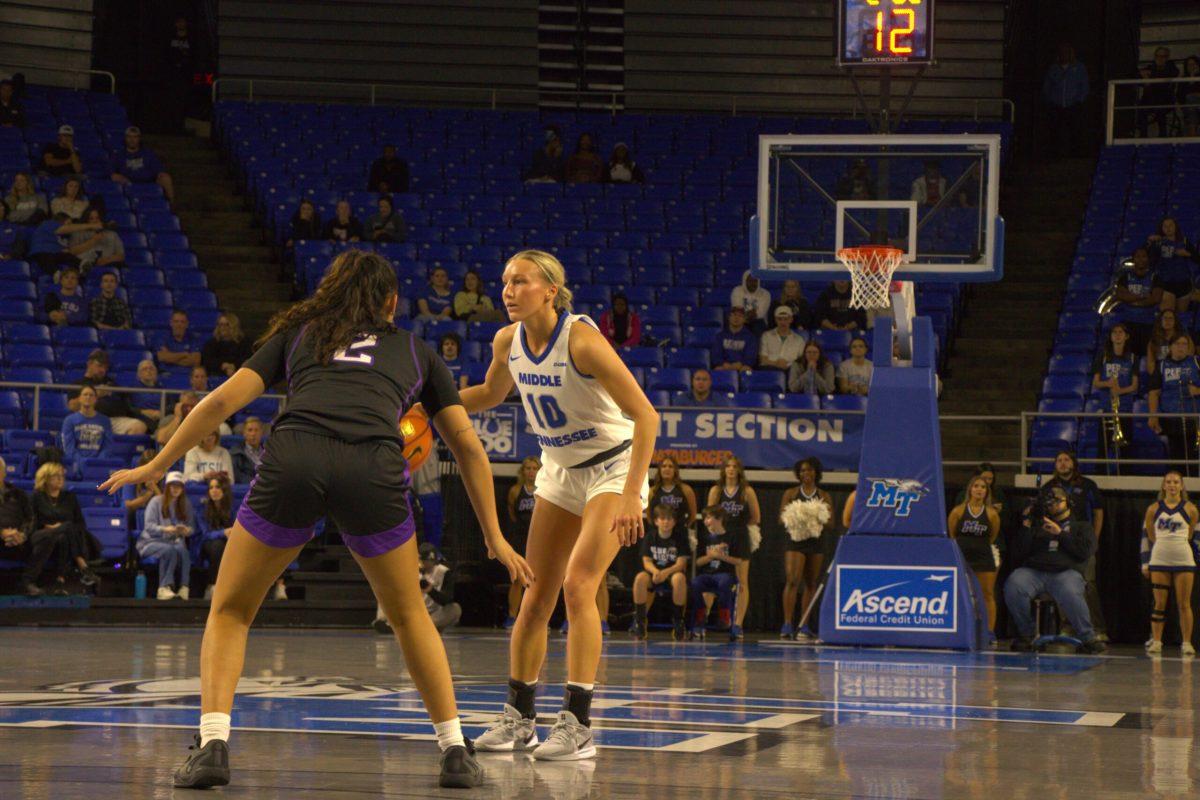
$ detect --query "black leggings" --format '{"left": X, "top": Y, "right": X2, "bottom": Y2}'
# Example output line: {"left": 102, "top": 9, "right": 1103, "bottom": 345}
{"left": 17, "top": 527, "right": 68, "bottom": 583}
{"left": 202, "top": 538, "right": 227, "bottom": 584}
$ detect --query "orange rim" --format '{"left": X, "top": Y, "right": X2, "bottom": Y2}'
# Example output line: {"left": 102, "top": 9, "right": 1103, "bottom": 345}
{"left": 837, "top": 245, "right": 904, "bottom": 274}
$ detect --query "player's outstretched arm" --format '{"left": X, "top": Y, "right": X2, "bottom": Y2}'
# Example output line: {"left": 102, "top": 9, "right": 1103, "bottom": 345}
{"left": 99, "top": 368, "right": 265, "bottom": 493}
{"left": 458, "top": 325, "right": 517, "bottom": 414}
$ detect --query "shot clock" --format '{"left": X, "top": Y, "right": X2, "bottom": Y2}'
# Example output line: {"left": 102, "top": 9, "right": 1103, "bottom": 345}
{"left": 837, "top": 0, "right": 934, "bottom": 66}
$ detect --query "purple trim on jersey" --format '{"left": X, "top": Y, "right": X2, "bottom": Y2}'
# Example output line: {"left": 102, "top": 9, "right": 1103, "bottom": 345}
{"left": 285, "top": 323, "right": 310, "bottom": 388}
{"left": 236, "top": 503, "right": 315, "bottom": 549}
{"left": 519, "top": 310, "right": 568, "bottom": 365}
{"left": 400, "top": 332, "right": 424, "bottom": 415}
{"left": 341, "top": 515, "right": 416, "bottom": 558}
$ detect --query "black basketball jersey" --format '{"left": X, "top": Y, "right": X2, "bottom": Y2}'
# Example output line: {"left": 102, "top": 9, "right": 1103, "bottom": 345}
{"left": 720, "top": 486, "right": 748, "bottom": 530}
{"left": 244, "top": 325, "right": 461, "bottom": 444}
{"left": 651, "top": 483, "right": 688, "bottom": 526}
{"left": 515, "top": 485, "right": 536, "bottom": 528}
{"left": 955, "top": 505, "right": 994, "bottom": 540}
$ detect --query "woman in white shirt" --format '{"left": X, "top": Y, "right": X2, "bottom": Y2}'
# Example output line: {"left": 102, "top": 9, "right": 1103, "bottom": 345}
{"left": 183, "top": 429, "right": 234, "bottom": 484}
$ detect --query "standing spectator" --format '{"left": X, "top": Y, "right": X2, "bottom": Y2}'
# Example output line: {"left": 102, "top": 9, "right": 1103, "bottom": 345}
{"left": 502, "top": 457, "right": 540, "bottom": 629}
{"left": 40, "top": 125, "right": 83, "bottom": 177}
{"left": 598, "top": 292, "right": 642, "bottom": 348}
{"left": 367, "top": 144, "right": 409, "bottom": 193}
{"left": 0, "top": 79, "right": 24, "bottom": 128}
{"left": 110, "top": 127, "right": 175, "bottom": 203}
{"left": 184, "top": 430, "right": 234, "bottom": 484}
{"left": 438, "top": 333, "right": 468, "bottom": 389}
{"left": 731, "top": 271, "right": 771, "bottom": 332}
{"left": 66, "top": 207, "right": 125, "bottom": 273}
{"left": 137, "top": 471, "right": 194, "bottom": 600}
{"left": 789, "top": 340, "right": 836, "bottom": 395}
{"left": 453, "top": 270, "right": 505, "bottom": 323}
{"left": 130, "top": 359, "right": 165, "bottom": 425}
{"left": 1149, "top": 333, "right": 1200, "bottom": 469}
{"left": 1145, "top": 217, "right": 1198, "bottom": 312}
{"left": 0, "top": 459, "right": 53, "bottom": 596}
{"left": 1112, "top": 247, "right": 1162, "bottom": 350}
{"left": 68, "top": 349, "right": 150, "bottom": 435}
{"left": 1182, "top": 56, "right": 1200, "bottom": 137}
{"left": 1138, "top": 48, "right": 1180, "bottom": 138}
{"left": 50, "top": 178, "right": 88, "bottom": 221}
{"left": 688, "top": 505, "right": 746, "bottom": 641}
{"left": 61, "top": 385, "right": 112, "bottom": 477}
{"left": 706, "top": 456, "right": 760, "bottom": 640}
{"left": 604, "top": 143, "right": 644, "bottom": 184}
{"left": 322, "top": 200, "right": 363, "bottom": 243}
{"left": 44, "top": 264, "right": 88, "bottom": 326}
{"left": 565, "top": 133, "right": 603, "bottom": 184}
{"left": 524, "top": 125, "right": 565, "bottom": 182}
{"left": 5, "top": 172, "right": 47, "bottom": 225}
{"left": 837, "top": 336, "right": 874, "bottom": 395}
{"left": 165, "top": 17, "right": 194, "bottom": 133}
{"left": 910, "top": 161, "right": 946, "bottom": 206}
{"left": 89, "top": 271, "right": 132, "bottom": 330}
{"left": 778, "top": 457, "right": 835, "bottom": 640}
{"left": 1043, "top": 43, "right": 1090, "bottom": 156}
{"left": 416, "top": 267, "right": 454, "bottom": 321}
{"left": 682, "top": 368, "right": 725, "bottom": 406}
{"left": 836, "top": 158, "right": 875, "bottom": 200}
{"left": 759, "top": 306, "right": 805, "bottom": 371}
{"left": 156, "top": 309, "right": 203, "bottom": 369}
{"left": 1147, "top": 309, "right": 1188, "bottom": 376}
{"left": 1091, "top": 323, "right": 1139, "bottom": 404}
{"left": 1141, "top": 470, "right": 1197, "bottom": 656}
{"left": 711, "top": 307, "right": 758, "bottom": 372}
{"left": 122, "top": 449, "right": 161, "bottom": 532}
{"left": 948, "top": 476, "right": 1001, "bottom": 638}
{"left": 1041, "top": 449, "right": 1107, "bottom": 640}
{"left": 770, "top": 280, "right": 812, "bottom": 331}
{"left": 365, "top": 195, "right": 406, "bottom": 243}
{"left": 197, "top": 476, "right": 233, "bottom": 600}
{"left": 815, "top": 280, "right": 867, "bottom": 331}
{"left": 230, "top": 417, "right": 266, "bottom": 484}
{"left": 630, "top": 504, "right": 691, "bottom": 640}
{"left": 30, "top": 462, "right": 100, "bottom": 591}
{"left": 201, "top": 312, "right": 252, "bottom": 378}
{"left": 647, "top": 455, "right": 699, "bottom": 538}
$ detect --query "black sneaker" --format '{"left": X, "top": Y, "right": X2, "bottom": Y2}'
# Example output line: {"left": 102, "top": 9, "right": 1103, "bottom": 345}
{"left": 372, "top": 617, "right": 391, "bottom": 635}
{"left": 438, "top": 740, "right": 483, "bottom": 789}
{"left": 1078, "top": 638, "right": 1107, "bottom": 655}
{"left": 672, "top": 617, "right": 687, "bottom": 641}
{"left": 1010, "top": 637, "right": 1034, "bottom": 652}
{"left": 173, "top": 735, "right": 230, "bottom": 789}
{"left": 629, "top": 619, "right": 646, "bottom": 640}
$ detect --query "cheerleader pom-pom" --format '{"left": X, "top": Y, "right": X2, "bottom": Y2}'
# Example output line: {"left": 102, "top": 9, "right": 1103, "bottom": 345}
{"left": 747, "top": 523, "right": 762, "bottom": 553}
{"left": 781, "top": 498, "right": 830, "bottom": 543}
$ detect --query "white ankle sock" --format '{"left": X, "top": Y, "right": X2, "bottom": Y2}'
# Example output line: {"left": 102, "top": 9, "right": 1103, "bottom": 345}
{"left": 433, "top": 717, "right": 464, "bottom": 751}
{"left": 199, "top": 712, "right": 231, "bottom": 747}
{"left": 566, "top": 682, "right": 594, "bottom": 692}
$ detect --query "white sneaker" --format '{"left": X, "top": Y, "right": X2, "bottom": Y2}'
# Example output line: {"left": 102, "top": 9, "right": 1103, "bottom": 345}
{"left": 156, "top": 586, "right": 176, "bottom": 600}
{"left": 474, "top": 704, "right": 539, "bottom": 752}
{"left": 177, "top": 586, "right": 189, "bottom": 600}
{"left": 203, "top": 585, "right": 214, "bottom": 600}
{"left": 1182, "top": 642, "right": 1196, "bottom": 658}
{"left": 532, "top": 711, "right": 596, "bottom": 761}
{"left": 1146, "top": 640, "right": 1163, "bottom": 655}
{"left": 272, "top": 583, "right": 288, "bottom": 601}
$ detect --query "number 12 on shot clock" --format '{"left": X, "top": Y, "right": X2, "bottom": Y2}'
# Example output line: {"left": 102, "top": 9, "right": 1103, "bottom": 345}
{"left": 837, "top": 0, "right": 934, "bottom": 67}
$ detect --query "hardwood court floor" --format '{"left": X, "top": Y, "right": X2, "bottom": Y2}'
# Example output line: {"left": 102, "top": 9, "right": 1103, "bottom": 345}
{"left": 0, "top": 627, "right": 1195, "bottom": 799}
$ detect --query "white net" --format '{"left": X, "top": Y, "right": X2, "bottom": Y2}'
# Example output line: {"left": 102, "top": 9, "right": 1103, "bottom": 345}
{"left": 837, "top": 246, "right": 905, "bottom": 309}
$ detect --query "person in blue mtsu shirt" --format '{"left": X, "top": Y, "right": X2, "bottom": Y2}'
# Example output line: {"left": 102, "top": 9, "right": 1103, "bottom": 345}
{"left": 60, "top": 384, "right": 111, "bottom": 478}
{"left": 711, "top": 306, "right": 758, "bottom": 372}
{"left": 109, "top": 126, "right": 175, "bottom": 203}
{"left": 1148, "top": 332, "right": 1200, "bottom": 469}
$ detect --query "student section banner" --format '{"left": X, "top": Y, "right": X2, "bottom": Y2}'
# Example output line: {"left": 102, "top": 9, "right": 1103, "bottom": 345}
{"left": 472, "top": 404, "right": 865, "bottom": 470}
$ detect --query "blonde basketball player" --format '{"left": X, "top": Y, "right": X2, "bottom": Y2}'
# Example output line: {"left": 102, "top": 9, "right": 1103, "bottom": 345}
{"left": 464, "top": 250, "right": 658, "bottom": 760}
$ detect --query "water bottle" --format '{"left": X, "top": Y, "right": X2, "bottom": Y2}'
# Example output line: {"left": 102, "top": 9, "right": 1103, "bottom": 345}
{"left": 134, "top": 571, "right": 147, "bottom": 600}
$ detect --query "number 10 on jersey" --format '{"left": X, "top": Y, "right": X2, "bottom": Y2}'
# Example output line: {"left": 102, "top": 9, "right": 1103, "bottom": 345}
{"left": 526, "top": 393, "right": 567, "bottom": 429}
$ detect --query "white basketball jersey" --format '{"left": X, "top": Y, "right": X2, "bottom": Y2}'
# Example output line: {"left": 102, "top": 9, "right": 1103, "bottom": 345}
{"left": 508, "top": 313, "right": 634, "bottom": 469}
{"left": 1150, "top": 501, "right": 1197, "bottom": 568}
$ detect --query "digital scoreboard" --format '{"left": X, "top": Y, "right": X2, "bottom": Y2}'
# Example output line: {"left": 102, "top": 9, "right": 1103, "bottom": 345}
{"left": 837, "top": 0, "right": 934, "bottom": 67}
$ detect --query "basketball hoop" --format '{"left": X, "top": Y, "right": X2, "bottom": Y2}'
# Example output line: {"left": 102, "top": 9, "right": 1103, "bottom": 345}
{"left": 836, "top": 245, "right": 905, "bottom": 310}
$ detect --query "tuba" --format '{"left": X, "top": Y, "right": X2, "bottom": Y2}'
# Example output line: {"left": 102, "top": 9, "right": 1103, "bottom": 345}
{"left": 1110, "top": 391, "right": 1128, "bottom": 449}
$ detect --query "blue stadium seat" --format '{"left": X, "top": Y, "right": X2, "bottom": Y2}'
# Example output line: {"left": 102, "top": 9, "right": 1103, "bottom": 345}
{"left": 129, "top": 287, "right": 172, "bottom": 308}
{"left": 100, "top": 329, "right": 147, "bottom": 350}
{"left": 7, "top": 323, "right": 53, "bottom": 345}
{"left": 822, "top": 394, "right": 869, "bottom": 412}
{"left": 1048, "top": 353, "right": 1094, "bottom": 375}
{"left": 0, "top": 301, "right": 34, "bottom": 322}
{"left": 57, "top": 346, "right": 95, "bottom": 372}
{"left": 670, "top": 390, "right": 732, "bottom": 407}
{"left": 645, "top": 368, "right": 690, "bottom": 393}
{"left": 467, "top": 321, "right": 506, "bottom": 342}
{"left": 0, "top": 391, "right": 23, "bottom": 427}
{"left": 8, "top": 344, "right": 55, "bottom": 369}
{"left": 110, "top": 350, "right": 153, "bottom": 372}
{"left": 1040, "top": 375, "right": 1091, "bottom": 401}
{"left": 741, "top": 371, "right": 786, "bottom": 394}
{"left": 729, "top": 391, "right": 772, "bottom": 408}
{"left": 645, "top": 389, "right": 671, "bottom": 408}
{"left": 621, "top": 348, "right": 664, "bottom": 369}
{"left": 83, "top": 508, "right": 129, "bottom": 561}
{"left": 709, "top": 370, "right": 739, "bottom": 393}
{"left": 773, "top": 393, "right": 820, "bottom": 410}
{"left": 665, "top": 347, "right": 710, "bottom": 370}
{"left": 813, "top": 329, "right": 853, "bottom": 351}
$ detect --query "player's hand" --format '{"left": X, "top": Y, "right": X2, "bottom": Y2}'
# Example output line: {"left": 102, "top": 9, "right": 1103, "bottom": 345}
{"left": 99, "top": 463, "right": 165, "bottom": 495}
{"left": 488, "top": 538, "right": 535, "bottom": 587}
{"left": 611, "top": 493, "right": 646, "bottom": 546}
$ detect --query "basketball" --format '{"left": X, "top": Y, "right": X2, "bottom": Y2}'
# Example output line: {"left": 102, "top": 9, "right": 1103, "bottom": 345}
{"left": 399, "top": 409, "right": 434, "bottom": 471}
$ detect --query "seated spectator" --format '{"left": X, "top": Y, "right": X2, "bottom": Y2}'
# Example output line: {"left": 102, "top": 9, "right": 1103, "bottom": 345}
{"left": 689, "top": 505, "right": 746, "bottom": 640}
{"left": 31, "top": 462, "right": 100, "bottom": 592}
{"left": 605, "top": 142, "right": 644, "bottom": 184}
{"left": 438, "top": 333, "right": 469, "bottom": 390}
{"left": 598, "top": 292, "right": 642, "bottom": 348}
{"left": 731, "top": 271, "right": 771, "bottom": 332}
{"left": 770, "top": 280, "right": 812, "bottom": 331}
{"left": 197, "top": 475, "right": 233, "bottom": 599}
{"left": 367, "top": 144, "right": 410, "bottom": 194}
{"left": 524, "top": 125, "right": 565, "bottom": 182}
{"left": 287, "top": 199, "right": 321, "bottom": 250}
{"left": 1145, "top": 217, "right": 1198, "bottom": 312}
{"left": 0, "top": 459, "right": 47, "bottom": 596}
{"left": 89, "top": 270, "right": 132, "bottom": 330}
{"left": 910, "top": 161, "right": 946, "bottom": 206}
{"left": 711, "top": 307, "right": 757, "bottom": 372}
{"left": 837, "top": 336, "right": 873, "bottom": 395}
{"left": 454, "top": 270, "right": 505, "bottom": 323}
{"left": 1091, "top": 323, "right": 1138, "bottom": 403}
{"left": 322, "top": 199, "right": 363, "bottom": 243}
{"left": 110, "top": 126, "right": 175, "bottom": 203}
{"left": 44, "top": 265, "right": 89, "bottom": 326}
{"left": 69, "top": 349, "right": 150, "bottom": 435}
{"left": 0, "top": 79, "right": 25, "bottom": 128}
{"left": 565, "top": 133, "right": 603, "bottom": 184}
{"left": 61, "top": 385, "right": 112, "bottom": 477}
{"left": 40, "top": 125, "right": 83, "bottom": 177}
{"left": 1138, "top": 47, "right": 1179, "bottom": 138}
{"left": 201, "top": 312, "right": 252, "bottom": 377}
{"left": 1004, "top": 486, "right": 1105, "bottom": 653}
{"left": 50, "top": 177, "right": 88, "bottom": 221}
{"left": 366, "top": 195, "right": 407, "bottom": 243}
{"left": 28, "top": 212, "right": 103, "bottom": 277}
{"left": 815, "top": 280, "right": 866, "bottom": 331}
{"left": 683, "top": 369, "right": 721, "bottom": 406}
{"left": 1111, "top": 247, "right": 1161, "bottom": 347}
{"left": 230, "top": 416, "right": 266, "bottom": 483}
{"left": 416, "top": 267, "right": 454, "bottom": 321}
{"left": 5, "top": 172, "right": 47, "bottom": 225}
{"left": 130, "top": 359, "right": 165, "bottom": 423}
{"left": 122, "top": 449, "right": 161, "bottom": 531}
{"left": 630, "top": 504, "right": 690, "bottom": 640}
{"left": 377, "top": 542, "right": 461, "bottom": 632}
{"left": 189, "top": 364, "right": 211, "bottom": 395}
{"left": 759, "top": 306, "right": 805, "bottom": 371}
{"left": 137, "top": 471, "right": 193, "bottom": 600}
{"left": 157, "top": 391, "right": 231, "bottom": 445}
{"left": 156, "top": 309, "right": 202, "bottom": 369}
{"left": 184, "top": 429, "right": 234, "bottom": 485}
{"left": 66, "top": 207, "right": 125, "bottom": 273}
{"left": 788, "top": 340, "right": 836, "bottom": 395}
{"left": 836, "top": 158, "right": 874, "bottom": 200}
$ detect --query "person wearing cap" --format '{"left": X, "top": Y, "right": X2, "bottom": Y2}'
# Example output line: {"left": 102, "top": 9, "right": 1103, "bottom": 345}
{"left": 137, "top": 471, "right": 195, "bottom": 600}
{"left": 373, "top": 543, "right": 461, "bottom": 633}
{"left": 90, "top": 270, "right": 132, "bottom": 330}
{"left": 759, "top": 305, "right": 805, "bottom": 372}
{"left": 61, "top": 384, "right": 112, "bottom": 478}
{"left": 368, "top": 144, "right": 409, "bottom": 193}
{"left": 40, "top": 124, "right": 83, "bottom": 177}
{"left": 110, "top": 126, "right": 175, "bottom": 203}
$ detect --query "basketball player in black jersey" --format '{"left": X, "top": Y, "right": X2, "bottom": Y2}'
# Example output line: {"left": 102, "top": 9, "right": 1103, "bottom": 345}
{"left": 101, "top": 251, "right": 533, "bottom": 791}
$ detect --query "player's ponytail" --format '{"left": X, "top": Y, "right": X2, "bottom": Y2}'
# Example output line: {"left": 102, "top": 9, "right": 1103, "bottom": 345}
{"left": 258, "top": 249, "right": 399, "bottom": 364}
{"left": 508, "top": 249, "right": 573, "bottom": 313}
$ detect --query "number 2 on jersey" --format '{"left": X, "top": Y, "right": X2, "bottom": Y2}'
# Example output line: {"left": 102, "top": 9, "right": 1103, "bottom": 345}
{"left": 527, "top": 393, "right": 567, "bottom": 429}
{"left": 333, "top": 335, "right": 378, "bottom": 365}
